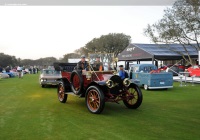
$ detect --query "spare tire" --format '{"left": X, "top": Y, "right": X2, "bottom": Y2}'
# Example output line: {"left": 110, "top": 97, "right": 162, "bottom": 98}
{"left": 70, "top": 70, "right": 83, "bottom": 95}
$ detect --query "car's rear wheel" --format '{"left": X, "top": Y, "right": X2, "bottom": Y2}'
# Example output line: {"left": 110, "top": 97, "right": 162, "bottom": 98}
{"left": 57, "top": 82, "right": 68, "bottom": 103}
{"left": 70, "top": 70, "right": 83, "bottom": 95}
{"left": 123, "top": 83, "right": 143, "bottom": 109}
{"left": 86, "top": 86, "right": 105, "bottom": 114}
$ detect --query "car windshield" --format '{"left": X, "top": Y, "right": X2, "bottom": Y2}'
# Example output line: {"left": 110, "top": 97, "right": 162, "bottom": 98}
{"left": 43, "top": 70, "right": 61, "bottom": 75}
{"left": 193, "top": 65, "right": 199, "bottom": 69}
{"left": 88, "top": 53, "right": 115, "bottom": 71}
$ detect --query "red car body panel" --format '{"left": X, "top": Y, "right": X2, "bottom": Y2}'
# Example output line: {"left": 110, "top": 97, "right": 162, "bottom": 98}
{"left": 187, "top": 65, "right": 200, "bottom": 77}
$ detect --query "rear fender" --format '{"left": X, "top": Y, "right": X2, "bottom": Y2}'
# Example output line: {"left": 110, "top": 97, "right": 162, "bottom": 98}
{"left": 59, "top": 78, "right": 71, "bottom": 92}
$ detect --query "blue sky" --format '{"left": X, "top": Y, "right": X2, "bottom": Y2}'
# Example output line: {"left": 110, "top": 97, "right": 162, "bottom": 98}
{"left": 0, "top": 6, "right": 169, "bottom": 60}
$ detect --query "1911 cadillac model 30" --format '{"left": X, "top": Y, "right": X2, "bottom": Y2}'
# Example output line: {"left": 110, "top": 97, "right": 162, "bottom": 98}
{"left": 54, "top": 53, "right": 143, "bottom": 114}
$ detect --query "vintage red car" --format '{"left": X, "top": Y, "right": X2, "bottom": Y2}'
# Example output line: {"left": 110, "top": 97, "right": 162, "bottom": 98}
{"left": 187, "top": 65, "right": 200, "bottom": 77}
{"left": 54, "top": 53, "right": 143, "bottom": 114}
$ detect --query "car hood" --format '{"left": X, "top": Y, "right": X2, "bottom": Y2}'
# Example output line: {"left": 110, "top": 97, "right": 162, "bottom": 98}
{"left": 92, "top": 73, "right": 113, "bottom": 81}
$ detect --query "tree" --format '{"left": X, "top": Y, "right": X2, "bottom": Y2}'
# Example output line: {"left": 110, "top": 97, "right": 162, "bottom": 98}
{"left": 34, "top": 57, "right": 58, "bottom": 66}
{"left": 0, "top": 53, "right": 61, "bottom": 68}
{"left": 144, "top": 0, "right": 200, "bottom": 65}
{"left": 76, "top": 33, "right": 131, "bottom": 57}
{"left": 61, "top": 53, "right": 80, "bottom": 62}
{"left": 0, "top": 53, "right": 19, "bottom": 68}
{"left": 74, "top": 47, "right": 89, "bottom": 57}
{"left": 21, "top": 59, "right": 35, "bottom": 66}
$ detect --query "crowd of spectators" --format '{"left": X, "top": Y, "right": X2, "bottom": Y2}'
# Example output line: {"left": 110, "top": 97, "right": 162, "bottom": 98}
{"left": 0, "top": 65, "right": 39, "bottom": 79}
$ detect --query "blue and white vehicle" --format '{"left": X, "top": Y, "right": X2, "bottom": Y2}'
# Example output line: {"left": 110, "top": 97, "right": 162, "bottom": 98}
{"left": 129, "top": 64, "right": 173, "bottom": 90}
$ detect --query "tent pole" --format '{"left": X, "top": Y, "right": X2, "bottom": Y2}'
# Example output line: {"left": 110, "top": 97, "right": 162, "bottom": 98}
{"left": 152, "top": 57, "right": 154, "bottom": 65}
{"left": 155, "top": 60, "right": 158, "bottom": 67}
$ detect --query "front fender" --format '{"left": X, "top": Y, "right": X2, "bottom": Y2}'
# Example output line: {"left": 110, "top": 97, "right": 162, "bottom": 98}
{"left": 86, "top": 81, "right": 106, "bottom": 88}
{"left": 85, "top": 81, "right": 108, "bottom": 96}
{"left": 94, "top": 81, "right": 107, "bottom": 86}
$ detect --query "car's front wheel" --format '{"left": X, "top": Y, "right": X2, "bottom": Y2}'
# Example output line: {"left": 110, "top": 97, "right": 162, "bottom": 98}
{"left": 123, "top": 83, "right": 143, "bottom": 109}
{"left": 86, "top": 85, "right": 105, "bottom": 114}
{"left": 57, "top": 82, "right": 68, "bottom": 103}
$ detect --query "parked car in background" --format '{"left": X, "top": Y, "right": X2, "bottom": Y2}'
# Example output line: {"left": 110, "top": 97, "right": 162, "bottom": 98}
{"left": 178, "top": 65, "right": 185, "bottom": 72}
{"left": 39, "top": 69, "right": 62, "bottom": 88}
{"left": 158, "top": 64, "right": 185, "bottom": 76}
{"left": 130, "top": 64, "right": 173, "bottom": 90}
{"left": 159, "top": 64, "right": 179, "bottom": 76}
{"left": 186, "top": 65, "right": 200, "bottom": 77}
{"left": 9, "top": 70, "right": 19, "bottom": 77}
{"left": 2, "top": 71, "right": 15, "bottom": 77}
{"left": 0, "top": 73, "right": 10, "bottom": 78}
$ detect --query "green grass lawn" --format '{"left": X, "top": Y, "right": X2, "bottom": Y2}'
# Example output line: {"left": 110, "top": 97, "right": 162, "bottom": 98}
{"left": 0, "top": 74, "right": 200, "bottom": 140}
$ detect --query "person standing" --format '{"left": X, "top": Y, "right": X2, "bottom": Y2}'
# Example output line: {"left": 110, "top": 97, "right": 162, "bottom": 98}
{"left": 5, "top": 66, "right": 10, "bottom": 72}
{"left": 17, "top": 66, "right": 22, "bottom": 78}
{"left": 0, "top": 65, "right": 3, "bottom": 73}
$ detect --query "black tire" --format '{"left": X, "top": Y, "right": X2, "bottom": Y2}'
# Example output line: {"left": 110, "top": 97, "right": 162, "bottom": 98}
{"left": 123, "top": 83, "right": 143, "bottom": 109}
{"left": 70, "top": 70, "right": 83, "bottom": 95}
{"left": 57, "top": 82, "right": 68, "bottom": 103}
{"left": 41, "top": 85, "right": 45, "bottom": 88}
{"left": 85, "top": 85, "right": 105, "bottom": 114}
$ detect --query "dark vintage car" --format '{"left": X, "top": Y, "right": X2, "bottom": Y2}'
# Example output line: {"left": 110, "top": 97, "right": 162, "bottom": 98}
{"left": 54, "top": 53, "right": 143, "bottom": 114}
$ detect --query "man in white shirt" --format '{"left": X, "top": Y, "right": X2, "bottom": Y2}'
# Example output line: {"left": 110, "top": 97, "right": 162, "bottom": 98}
{"left": 17, "top": 66, "right": 22, "bottom": 78}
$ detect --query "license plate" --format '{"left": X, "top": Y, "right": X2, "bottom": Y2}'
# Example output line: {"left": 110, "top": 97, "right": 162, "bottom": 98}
{"left": 160, "top": 82, "right": 165, "bottom": 84}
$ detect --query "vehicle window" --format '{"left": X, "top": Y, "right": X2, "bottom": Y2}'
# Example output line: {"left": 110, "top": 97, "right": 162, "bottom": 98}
{"left": 89, "top": 53, "right": 115, "bottom": 71}
{"left": 44, "top": 70, "right": 49, "bottom": 74}
{"left": 130, "top": 67, "right": 134, "bottom": 72}
{"left": 193, "top": 65, "right": 198, "bottom": 69}
{"left": 44, "top": 70, "right": 54, "bottom": 75}
{"left": 134, "top": 67, "right": 139, "bottom": 72}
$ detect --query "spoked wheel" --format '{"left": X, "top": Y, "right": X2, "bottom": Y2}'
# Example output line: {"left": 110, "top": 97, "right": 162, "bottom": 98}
{"left": 86, "top": 86, "right": 105, "bottom": 114}
{"left": 123, "top": 83, "right": 143, "bottom": 109}
{"left": 70, "top": 70, "right": 83, "bottom": 95}
{"left": 57, "top": 82, "right": 68, "bottom": 103}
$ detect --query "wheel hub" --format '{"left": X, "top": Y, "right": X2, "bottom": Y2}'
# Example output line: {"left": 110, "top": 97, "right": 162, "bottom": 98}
{"left": 90, "top": 96, "right": 96, "bottom": 102}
